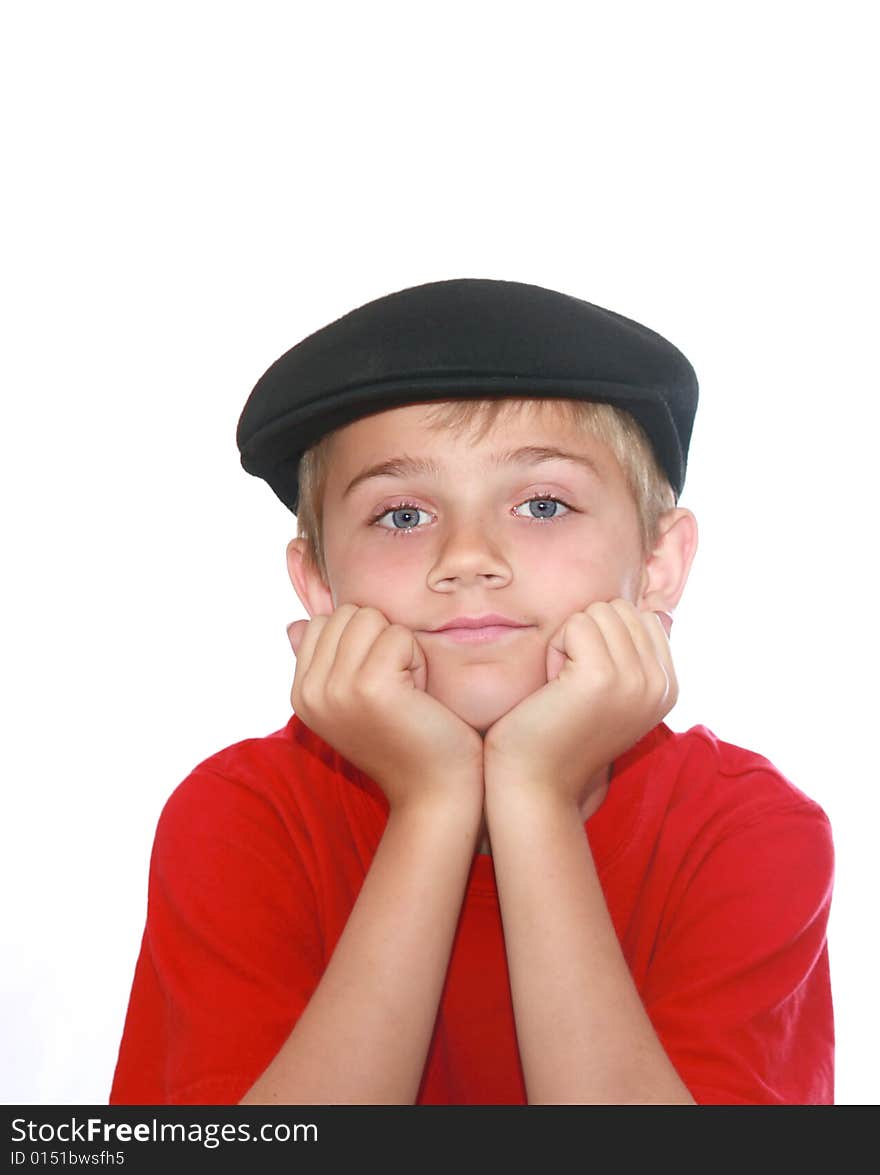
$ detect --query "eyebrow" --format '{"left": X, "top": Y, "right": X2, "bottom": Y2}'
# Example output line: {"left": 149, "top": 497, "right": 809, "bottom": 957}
{"left": 341, "top": 445, "right": 603, "bottom": 499}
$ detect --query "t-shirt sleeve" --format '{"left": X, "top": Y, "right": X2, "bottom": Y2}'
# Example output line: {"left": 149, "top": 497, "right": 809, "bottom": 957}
{"left": 110, "top": 764, "right": 326, "bottom": 1105}
{"left": 641, "top": 798, "right": 835, "bottom": 1105}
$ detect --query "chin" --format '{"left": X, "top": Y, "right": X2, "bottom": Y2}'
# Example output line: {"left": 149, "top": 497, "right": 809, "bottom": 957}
{"left": 428, "top": 673, "right": 537, "bottom": 737}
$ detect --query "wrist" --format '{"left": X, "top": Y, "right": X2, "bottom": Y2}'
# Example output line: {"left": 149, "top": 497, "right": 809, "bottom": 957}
{"left": 484, "top": 762, "right": 609, "bottom": 826}
{"left": 484, "top": 779, "right": 580, "bottom": 819}
{"left": 377, "top": 758, "right": 483, "bottom": 820}
{"left": 386, "top": 777, "right": 484, "bottom": 832}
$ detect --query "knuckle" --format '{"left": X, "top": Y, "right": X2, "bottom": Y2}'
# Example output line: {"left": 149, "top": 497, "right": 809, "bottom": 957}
{"left": 586, "top": 663, "right": 614, "bottom": 691}
{"left": 566, "top": 612, "right": 595, "bottom": 636}
{"left": 360, "top": 605, "right": 389, "bottom": 623}
{"left": 331, "top": 603, "right": 360, "bottom": 629}
{"left": 325, "top": 677, "right": 351, "bottom": 709}
{"left": 651, "top": 666, "right": 676, "bottom": 708}
{"left": 644, "top": 667, "right": 665, "bottom": 698}
{"left": 384, "top": 622, "right": 410, "bottom": 642}
{"left": 348, "top": 604, "right": 389, "bottom": 628}
{"left": 353, "top": 673, "right": 381, "bottom": 702}
{"left": 343, "top": 607, "right": 391, "bottom": 647}
{"left": 298, "top": 681, "right": 322, "bottom": 712}
{"left": 585, "top": 601, "right": 611, "bottom": 618}
{"left": 306, "top": 617, "right": 329, "bottom": 645}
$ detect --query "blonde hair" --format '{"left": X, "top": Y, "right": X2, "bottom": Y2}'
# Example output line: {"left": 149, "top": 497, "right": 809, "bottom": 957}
{"left": 295, "top": 398, "right": 676, "bottom": 587}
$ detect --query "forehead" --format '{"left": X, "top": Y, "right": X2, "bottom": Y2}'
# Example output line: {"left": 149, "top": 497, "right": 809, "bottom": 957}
{"left": 326, "top": 399, "right": 609, "bottom": 467}
{"left": 320, "top": 400, "right": 637, "bottom": 516}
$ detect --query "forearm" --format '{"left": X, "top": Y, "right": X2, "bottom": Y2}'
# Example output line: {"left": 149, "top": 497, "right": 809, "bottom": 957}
{"left": 241, "top": 793, "right": 481, "bottom": 1105}
{"left": 486, "top": 786, "right": 695, "bottom": 1105}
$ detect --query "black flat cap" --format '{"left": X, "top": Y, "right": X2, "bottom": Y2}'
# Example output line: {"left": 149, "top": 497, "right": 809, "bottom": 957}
{"left": 236, "top": 278, "right": 699, "bottom": 512}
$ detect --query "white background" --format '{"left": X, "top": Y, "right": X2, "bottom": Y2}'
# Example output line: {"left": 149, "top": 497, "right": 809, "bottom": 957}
{"left": 2, "top": 1, "right": 877, "bottom": 1105}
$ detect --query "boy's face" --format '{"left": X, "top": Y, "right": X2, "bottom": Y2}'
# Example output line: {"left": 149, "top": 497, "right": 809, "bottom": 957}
{"left": 298, "top": 401, "right": 653, "bottom": 735}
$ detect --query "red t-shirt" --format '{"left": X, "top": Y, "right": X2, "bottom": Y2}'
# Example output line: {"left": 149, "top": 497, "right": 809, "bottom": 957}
{"left": 109, "top": 715, "right": 834, "bottom": 1105}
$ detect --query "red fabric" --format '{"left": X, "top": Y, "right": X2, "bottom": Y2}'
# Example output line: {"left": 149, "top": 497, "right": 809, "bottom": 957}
{"left": 109, "top": 716, "right": 834, "bottom": 1105}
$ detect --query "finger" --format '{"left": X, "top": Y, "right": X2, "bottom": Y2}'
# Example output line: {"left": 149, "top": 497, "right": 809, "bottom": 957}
{"left": 640, "top": 605, "right": 675, "bottom": 671}
{"left": 289, "top": 614, "right": 330, "bottom": 710}
{"left": 298, "top": 604, "right": 360, "bottom": 687}
{"left": 360, "top": 621, "right": 428, "bottom": 691}
{"left": 609, "top": 599, "right": 677, "bottom": 705}
{"left": 654, "top": 610, "right": 674, "bottom": 638}
{"left": 287, "top": 619, "right": 308, "bottom": 654}
{"left": 607, "top": 599, "right": 659, "bottom": 667}
{"left": 328, "top": 606, "right": 393, "bottom": 683}
{"left": 546, "top": 606, "right": 616, "bottom": 684}
{"left": 639, "top": 606, "right": 679, "bottom": 702}
{"left": 289, "top": 614, "right": 327, "bottom": 671}
{"left": 584, "top": 600, "right": 645, "bottom": 676}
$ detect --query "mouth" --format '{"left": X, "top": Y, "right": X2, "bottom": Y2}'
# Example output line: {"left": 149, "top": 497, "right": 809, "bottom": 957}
{"left": 424, "top": 624, "right": 532, "bottom": 644}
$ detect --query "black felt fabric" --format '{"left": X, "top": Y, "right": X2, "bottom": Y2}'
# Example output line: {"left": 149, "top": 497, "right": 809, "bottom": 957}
{"left": 236, "top": 278, "right": 699, "bottom": 512}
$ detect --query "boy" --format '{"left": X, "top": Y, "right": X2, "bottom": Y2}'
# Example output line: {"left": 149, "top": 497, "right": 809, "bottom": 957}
{"left": 110, "top": 278, "right": 834, "bottom": 1104}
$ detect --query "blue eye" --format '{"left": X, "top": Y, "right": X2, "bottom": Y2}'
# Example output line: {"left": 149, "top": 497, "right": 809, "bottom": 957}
{"left": 372, "top": 502, "right": 431, "bottom": 533}
{"left": 512, "top": 496, "right": 571, "bottom": 521}
{"left": 371, "top": 494, "right": 574, "bottom": 537}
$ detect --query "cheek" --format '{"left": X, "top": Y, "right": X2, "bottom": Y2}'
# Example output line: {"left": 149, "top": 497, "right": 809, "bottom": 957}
{"left": 536, "top": 548, "right": 645, "bottom": 617}
{"left": 327, "top": 539, "right": 419, "bottom": 608}
{"left": 328, "top": 524, "right": 643, "bottom": 611}
{"left": 535, "top": 545, "right": 620, "bottom": 600}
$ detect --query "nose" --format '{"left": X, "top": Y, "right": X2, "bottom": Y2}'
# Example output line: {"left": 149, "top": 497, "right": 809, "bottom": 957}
{"left": 426, "top": 513, "right": 513, "bottom": 590}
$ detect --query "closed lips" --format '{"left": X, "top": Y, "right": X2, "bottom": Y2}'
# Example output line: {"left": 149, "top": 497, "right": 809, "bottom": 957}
{"left": 431, "top": 615, "right": 527, "bottom": 631}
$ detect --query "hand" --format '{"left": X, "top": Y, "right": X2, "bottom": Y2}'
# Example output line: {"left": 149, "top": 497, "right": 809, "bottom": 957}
{"left": 288, "top": 604, "right": 485, "bottom": 814}
{"left": 482, "top": 600, "right": 677, "bottom": 807}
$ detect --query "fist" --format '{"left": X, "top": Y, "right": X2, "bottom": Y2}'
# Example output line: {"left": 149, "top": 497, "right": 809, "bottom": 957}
{"left": 483, "top": 599, "right": 677, "bottom": 806}
{"left": 287, "top": 605, "right": 484, "bottom": 814}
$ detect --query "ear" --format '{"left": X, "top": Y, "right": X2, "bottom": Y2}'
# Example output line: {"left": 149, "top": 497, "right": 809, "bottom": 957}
{"left": 637, "top": 507, "right": 699, "bottom": 614}
{"left": 286, "top": 538, "right": 335, "bottom": 617}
